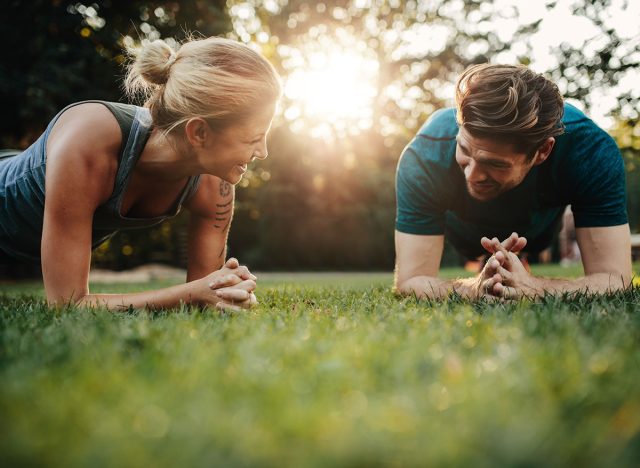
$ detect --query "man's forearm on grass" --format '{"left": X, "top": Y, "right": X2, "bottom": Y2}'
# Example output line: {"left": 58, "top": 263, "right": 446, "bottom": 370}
{"left": 528, "top": 272, "right": 632, "bottom": 295}
{"left": 396, "top": 275, "right": 478, "bottom": 299}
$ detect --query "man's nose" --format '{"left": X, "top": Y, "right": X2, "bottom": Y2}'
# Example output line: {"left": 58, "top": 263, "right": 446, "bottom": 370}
{"left": 464, "top": 160, "right": 486, "bottom": 182}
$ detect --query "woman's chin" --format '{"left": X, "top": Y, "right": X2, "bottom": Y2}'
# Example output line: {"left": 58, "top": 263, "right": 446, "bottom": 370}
{"left": 207, "top": 165, "right": 246, "bottom": 184}
{"left": 222, "top": 172, "right": 242, "bottom": 185}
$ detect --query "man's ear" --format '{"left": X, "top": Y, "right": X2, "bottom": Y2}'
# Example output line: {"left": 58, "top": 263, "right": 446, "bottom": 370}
{"left": 184, "top": 118, "right": 211, "bottom": 148}
{"left": 532, "top": 137, "right": 555, "bottom": 166}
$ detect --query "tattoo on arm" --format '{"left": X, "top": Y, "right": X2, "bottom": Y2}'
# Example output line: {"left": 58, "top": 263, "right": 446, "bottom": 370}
{"left": 219, "top": 218, "right": 231, "bottom": 232}
{"left": 219, "top": 181, "right": 232, "bottom": 197}
{"left": 213, "top": 212, "right": 232, "bottom": 229}
{"left": 214, "top": 182, "right": 233, "bottom": 228}
{"left": 213, "top": 182, "right": 234, "bottom": 228}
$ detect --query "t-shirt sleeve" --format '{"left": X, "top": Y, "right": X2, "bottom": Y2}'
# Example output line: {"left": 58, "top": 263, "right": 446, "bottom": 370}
{"left": 395, "top": 110, "right": 458, "bottom": 235}
{"left": 563, "top": 125, "right": 628, "bottom": 228}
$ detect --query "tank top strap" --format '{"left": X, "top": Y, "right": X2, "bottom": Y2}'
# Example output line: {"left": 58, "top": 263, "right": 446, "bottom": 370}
{"left": 107, "top": 106, "right": 153, "bottom": 210}
{"left": 98, "top": 101, "right": 138, "bottom": 150}
{"left": 102, "top": 105, "right": 200, "bottom": 219}
{"left": 178, "top": 174, "right": 202, "bottom": 206}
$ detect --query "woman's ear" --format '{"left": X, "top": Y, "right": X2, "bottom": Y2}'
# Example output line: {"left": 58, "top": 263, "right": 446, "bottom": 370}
{"left": 533, "top": 137, "right": 555, "bottom": 166}
{"left": 184, "top": 118, "right": 210, "bottom": 148}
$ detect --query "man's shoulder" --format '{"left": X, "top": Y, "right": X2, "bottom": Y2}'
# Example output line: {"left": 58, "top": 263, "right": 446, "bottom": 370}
{"left": 560, "top": 102, "right": 614, "bottom": 141}
{"left": 562, "top": 102, "right": 588, "bottom": 124}
{"left": 402, "top": 108, "right": 458, "bottom": 166}
{"left": 555, "top": 102, "right": 619, "bottom": 160}
{"left": 416, "top": 107, "right": 459, "bottom": 140}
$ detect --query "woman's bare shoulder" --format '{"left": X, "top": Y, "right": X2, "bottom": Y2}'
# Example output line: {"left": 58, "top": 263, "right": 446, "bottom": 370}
{"left": 45, "top": 102, "right": 123, "bottom": 202}
{"left": 47, "top": 102, "right": 122, "bottom": 157}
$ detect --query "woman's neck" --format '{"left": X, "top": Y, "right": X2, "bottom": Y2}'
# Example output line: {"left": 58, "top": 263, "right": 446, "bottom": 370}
{"left": 136, "top": 128, "right": 199, "bottom": 181}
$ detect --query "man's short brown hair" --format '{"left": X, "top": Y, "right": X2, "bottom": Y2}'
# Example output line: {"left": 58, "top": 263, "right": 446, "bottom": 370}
{"left": 455, "top": 64, "right": 565, "bottom": 157}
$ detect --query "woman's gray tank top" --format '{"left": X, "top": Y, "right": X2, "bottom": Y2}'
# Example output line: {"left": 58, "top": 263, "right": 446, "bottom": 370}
{"left": 0, "top": 100, "right": 201, "bottom": 264}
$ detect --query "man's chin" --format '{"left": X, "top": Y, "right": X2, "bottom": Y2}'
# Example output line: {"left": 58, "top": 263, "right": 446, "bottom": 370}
{"left": 467, "top": 184, "right": 500, "bottom": 201}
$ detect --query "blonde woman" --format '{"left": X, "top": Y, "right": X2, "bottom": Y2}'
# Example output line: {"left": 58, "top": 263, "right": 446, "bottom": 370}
{"left": 0, "top": 37, "right": 281, "bottom": 311}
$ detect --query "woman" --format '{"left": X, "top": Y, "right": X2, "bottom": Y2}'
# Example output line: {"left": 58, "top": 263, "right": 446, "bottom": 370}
{"left": 0, "top": 36, "right": 281, "bottom": 311}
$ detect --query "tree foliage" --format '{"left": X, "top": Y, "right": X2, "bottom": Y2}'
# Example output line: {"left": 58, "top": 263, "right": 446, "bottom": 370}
{"left": 1, "top": 0, "right": 638, "bottom": 271}
{"left": 0, "top": 0, "right": 229, "bottom": 147}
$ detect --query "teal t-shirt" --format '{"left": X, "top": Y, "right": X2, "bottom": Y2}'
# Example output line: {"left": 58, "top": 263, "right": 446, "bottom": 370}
{"left": 395, "top": 103, "right": 628, "bottom": 258}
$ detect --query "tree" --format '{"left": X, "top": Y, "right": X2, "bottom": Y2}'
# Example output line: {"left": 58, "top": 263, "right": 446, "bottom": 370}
{"left": 0, "top": 0, "right": 230, "bottom": 147}
{"left": 1, "top": 0, "right": 637, "bottom": 271}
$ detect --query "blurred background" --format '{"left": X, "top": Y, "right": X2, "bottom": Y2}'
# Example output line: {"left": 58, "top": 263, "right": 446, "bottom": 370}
{"left": 1, "top": 0, "right": 639, "bottom": 273}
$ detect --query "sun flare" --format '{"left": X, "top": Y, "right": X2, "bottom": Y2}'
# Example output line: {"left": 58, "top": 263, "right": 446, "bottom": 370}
{"left": 281, "top": 35, "right": 379, "bottom": 139}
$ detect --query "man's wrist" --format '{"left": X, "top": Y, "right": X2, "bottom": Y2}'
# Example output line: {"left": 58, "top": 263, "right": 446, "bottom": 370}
{"left": 452, "top": 277, "right": 478, "bottom": 299}
{"left": 536, "top": 277, "right": 554, "bottom": 297}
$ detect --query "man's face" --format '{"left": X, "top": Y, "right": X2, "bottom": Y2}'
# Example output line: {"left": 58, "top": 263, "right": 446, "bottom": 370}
{"left": 455, "top": 127, "right": 538, "bottom": 201}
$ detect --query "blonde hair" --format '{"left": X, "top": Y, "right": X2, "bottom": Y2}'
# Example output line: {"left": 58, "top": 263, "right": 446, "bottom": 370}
{"left": 125, "top": 37, "right": 281, "bottom": 134}
{"left": 455, "top": 64, "right": 564, "bottom": 157}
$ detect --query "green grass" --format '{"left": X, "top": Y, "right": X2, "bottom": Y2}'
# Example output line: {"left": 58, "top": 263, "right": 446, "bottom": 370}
{"left": 1, "top": 266, "right": 640, "bottom": 467}
{"left": 0, "top": 261, "right": 595, "bottom": 296}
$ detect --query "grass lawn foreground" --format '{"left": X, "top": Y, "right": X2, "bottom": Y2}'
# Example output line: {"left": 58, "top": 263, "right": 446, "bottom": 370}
{"left": 1, "top": 265, "right": 640, "bottom": 467}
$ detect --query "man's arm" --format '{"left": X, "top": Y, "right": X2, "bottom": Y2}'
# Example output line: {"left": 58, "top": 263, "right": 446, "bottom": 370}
{"left": 577, "top": 225, "right": 632, "bottom": 288}
{"left": 394, "top": 231, "right": 504, "bottom": 299}
{"left": 491, "top": 225, "right": 632, "bottom": 298}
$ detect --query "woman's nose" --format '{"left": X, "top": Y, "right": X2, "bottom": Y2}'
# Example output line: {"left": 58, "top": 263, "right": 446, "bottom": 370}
{"left": 253, "top": 142, "right": 269, "bottom": 160}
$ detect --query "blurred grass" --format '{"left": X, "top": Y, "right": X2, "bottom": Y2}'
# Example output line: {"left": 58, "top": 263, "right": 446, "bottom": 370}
{"left": 1, "top": 265, "right": 640, "bottom": 467}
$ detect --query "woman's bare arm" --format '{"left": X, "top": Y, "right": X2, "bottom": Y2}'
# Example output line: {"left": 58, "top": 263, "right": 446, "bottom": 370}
{"left": 184, "top": 175, "right": 235, "bottom": 281}
{"left": 41, "top": 103, "right": 250, "bottom": 310}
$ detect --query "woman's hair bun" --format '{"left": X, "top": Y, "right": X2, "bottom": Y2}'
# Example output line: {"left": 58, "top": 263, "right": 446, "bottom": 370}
{"left": 125, "top": 36, "right": 282, "bottom": 134}
{"left": 126, "top": 40, "right": 177, "bottom": 90}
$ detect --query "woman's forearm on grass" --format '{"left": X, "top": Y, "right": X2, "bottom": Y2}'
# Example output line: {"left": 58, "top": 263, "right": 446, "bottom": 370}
{"left": 70, "top": 281, "right": 205, "bottom": 311}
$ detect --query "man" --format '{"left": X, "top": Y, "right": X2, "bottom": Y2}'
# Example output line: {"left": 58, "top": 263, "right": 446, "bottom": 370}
{"left": 395, "top": 64, "right": 631, "bottom": 299}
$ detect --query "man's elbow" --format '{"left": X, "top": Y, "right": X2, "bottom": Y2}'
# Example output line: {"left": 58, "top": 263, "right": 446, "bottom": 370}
{"left": 393, "top": 271, "right": 414, "bottom": 296}
{"left": 587, "top": 270, "right": 634, "bottom": 291}
{"left": 394, "top": 276, "right": 432, "bottom": 298}
{"left": 617, "top": 271, "right": 634, "bottom": 290}
{"left": 394, "top": 279, "right": 414, "bottom": 297}
{"left": 606, "top": 267, "right": 633, "bottom": 290}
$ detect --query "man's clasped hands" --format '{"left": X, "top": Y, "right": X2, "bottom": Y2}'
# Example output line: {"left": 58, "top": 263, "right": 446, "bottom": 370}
{"left": 473, "top": 232, "right": 543, "bottom": 300}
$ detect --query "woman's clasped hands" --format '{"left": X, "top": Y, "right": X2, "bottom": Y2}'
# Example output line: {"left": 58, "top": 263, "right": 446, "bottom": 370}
{"left": 198, "top": 258, "right": 258, "bottom": 312}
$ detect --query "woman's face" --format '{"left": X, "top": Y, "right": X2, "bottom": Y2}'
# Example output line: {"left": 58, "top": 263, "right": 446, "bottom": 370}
{"left": 198, "top": 102, "right": 276, "bottom": 184}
